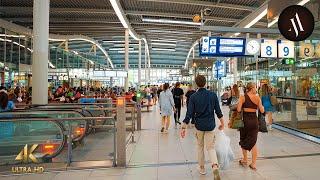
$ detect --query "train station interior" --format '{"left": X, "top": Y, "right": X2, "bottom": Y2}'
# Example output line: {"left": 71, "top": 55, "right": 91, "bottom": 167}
{"left": 0, "top": 0, "right": 319, "bottom": 179}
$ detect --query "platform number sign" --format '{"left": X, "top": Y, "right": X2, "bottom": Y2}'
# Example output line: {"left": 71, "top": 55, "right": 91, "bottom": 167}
{"left": 278, "top": 40, "right": 295, "bottom": 58}
{"left": 260, "top": 39, "right": 277, "bottom": 58}
{"left": 299, "top": 43, "right": 314, "bottom": 58}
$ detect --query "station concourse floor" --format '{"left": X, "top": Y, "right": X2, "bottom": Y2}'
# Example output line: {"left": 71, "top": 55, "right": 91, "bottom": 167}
{"left": 1, "top": 105, "right": 320, "bottom": 180}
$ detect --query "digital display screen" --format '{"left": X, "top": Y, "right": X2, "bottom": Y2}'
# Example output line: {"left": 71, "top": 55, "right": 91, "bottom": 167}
{"left": 200, "top": 37, "right": 245, "bottom": 57}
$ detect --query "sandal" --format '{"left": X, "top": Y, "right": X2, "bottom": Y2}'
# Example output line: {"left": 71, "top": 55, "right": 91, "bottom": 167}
{"left": 239, "top": 160, "right": 247, "bottom": 166}
{"left": 249, "top": 164, "right": 257, "bottom": 171}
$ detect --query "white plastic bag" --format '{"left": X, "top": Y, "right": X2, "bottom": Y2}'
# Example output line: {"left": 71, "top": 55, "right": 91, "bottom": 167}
{"left": 215, "top": 130, "right": 234, "bottom": 170}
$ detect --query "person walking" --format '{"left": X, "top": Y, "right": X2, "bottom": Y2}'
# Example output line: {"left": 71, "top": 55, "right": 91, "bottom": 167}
{"left": 228, "top": 84, "right": 240, "bottom": 128}
{"left": 172, "top": 82, "right": 184, "bottom": 126}
{"left": 181, "top": 75, "right": 224, "bottom": 179}
{"left": 185, "top": 84, "right": 196, "bottom": 124}
{"left": 159, "top": 83, "right": 175, "bottom": 133}
{"left": 260, "top": 84, "right": 275, "bottom": 130}
{"left": 237, "top": 82, "right": 264, "bottom": 171}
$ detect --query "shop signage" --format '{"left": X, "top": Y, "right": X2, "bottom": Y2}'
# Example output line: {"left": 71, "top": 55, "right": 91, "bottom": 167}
{"left": 278, "top": 40, "right": 295, "bottom": 58}
{"left": 278, "top": 5, "right": 314, "bottom": 41}
{"left": 260, "top": 39, "right": 278, "bottom": 58}
{"left": 299, "top": 43, "right": 314, "bottom": 58}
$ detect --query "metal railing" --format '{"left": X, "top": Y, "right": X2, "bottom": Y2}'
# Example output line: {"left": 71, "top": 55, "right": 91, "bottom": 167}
{"left": 0, "top": 116, "right": 116, "bottom": 169}
{"left": 0, "top": 100, "right": 144, "bottom": 174}
{"left": 273, "top": 96, "right": 320, "bottom": 143}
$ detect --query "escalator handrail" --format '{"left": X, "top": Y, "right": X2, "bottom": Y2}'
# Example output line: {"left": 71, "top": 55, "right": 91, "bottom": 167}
{"left": 276, "top": 96, "right": 320, "bottom": 103}
{"left": 0, "top": 116, "right": 115, "bottom": 122}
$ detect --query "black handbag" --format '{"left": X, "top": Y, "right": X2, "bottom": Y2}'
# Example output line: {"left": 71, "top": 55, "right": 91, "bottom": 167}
{"left": 258, "top": 112, "right": 268, "bottom": 133}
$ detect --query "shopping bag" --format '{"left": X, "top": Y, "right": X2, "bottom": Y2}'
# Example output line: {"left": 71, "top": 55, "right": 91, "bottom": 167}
{"left": 258, "top": 112, "right": 268, "bottom": 133}
{"left": 215, "top": 131, "right": 235, "bottom": 170}
{"left": 229, "top": 111, "right": 244, "bottom": 129}
{"left": 270, "top": 95, "right": 278, "bottom": 106}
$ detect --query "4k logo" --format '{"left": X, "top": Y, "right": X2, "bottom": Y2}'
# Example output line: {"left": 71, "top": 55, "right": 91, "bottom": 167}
{"left": 278, "top": 5, "right": 314, "bottom": 42}
{"left": 15, "top": 144, "right": 39, "bottom": 163}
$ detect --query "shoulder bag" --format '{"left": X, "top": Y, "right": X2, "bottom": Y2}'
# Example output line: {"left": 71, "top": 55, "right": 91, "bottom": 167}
{"left": 270, "top": 94, "right": 278, "bottom": 106}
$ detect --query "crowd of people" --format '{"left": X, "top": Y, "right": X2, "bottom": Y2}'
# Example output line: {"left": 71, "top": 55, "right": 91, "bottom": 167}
{"left": 155, "top": 76, "right": 279, "bottom": 179}
{"left": 0, "top": 77, "right": 280, "bottom": 179}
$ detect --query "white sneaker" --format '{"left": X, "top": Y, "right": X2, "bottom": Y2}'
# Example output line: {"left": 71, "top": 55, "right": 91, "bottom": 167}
{"left": 198, "top": 167, "right": 207, "bottom": 175}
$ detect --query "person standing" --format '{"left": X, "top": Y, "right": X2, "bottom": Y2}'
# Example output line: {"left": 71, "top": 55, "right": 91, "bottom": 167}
{"left": 185, "top": 84, "right": 196, "bottom": 124}
{"left": 172, "top": 82, "right": 184, "bottom": 126}
{"left": 228, "top": 84, "right": 240, "bottom": 128}
{"left": 157, "top": 85, "right": 163, "bottom": 99}
{"left": 260, "top": 84, "right": 275, "bottom": 130}
{"left": 237, "top": 82, "right": 264, "bottom": 171}
{"left": 159, "top": 83, "right": 175, "bottom": 133}
{"left": 181, "top": 75, "right": 224, "bottom": 179}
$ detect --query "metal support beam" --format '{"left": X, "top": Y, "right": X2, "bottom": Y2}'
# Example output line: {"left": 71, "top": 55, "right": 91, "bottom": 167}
{"left": 137, "top": 0, "right": 256, "bottom": 11}
{"left": 200, "top": 26, "right": 280, "bottom": 34}
{"left": 138, "top": 40, "right": 142, "bottom": 86}
{"left": 124, "top": 29, "right": 129, "bottom": 92}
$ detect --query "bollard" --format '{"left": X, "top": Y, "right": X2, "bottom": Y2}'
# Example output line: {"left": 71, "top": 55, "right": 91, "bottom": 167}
{"left": 116, "top": 97, "right": 126, "bottom": 167}
{"left": 136, "top": 94, "right": 142, "bottom": 131}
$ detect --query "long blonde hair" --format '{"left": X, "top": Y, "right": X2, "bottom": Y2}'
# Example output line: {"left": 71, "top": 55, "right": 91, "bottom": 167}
{"left": 246, "top": 82, "right": 256, "bottom": 93}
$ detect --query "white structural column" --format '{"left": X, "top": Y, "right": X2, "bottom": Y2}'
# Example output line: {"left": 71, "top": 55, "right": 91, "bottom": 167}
{"left": 144, "top": 45, "right": 147, "bottom": 85}
{"left": 192, "top": 47, "right": 195, "bottom": 59}
{"left": 138, "top": 40, "right": 142, "bottom": 86}
{"left": 124, "top": 29, "right": 129, "bottom": 92}
{"left": 32, "top": 0, "right": 49, "bottom": 105}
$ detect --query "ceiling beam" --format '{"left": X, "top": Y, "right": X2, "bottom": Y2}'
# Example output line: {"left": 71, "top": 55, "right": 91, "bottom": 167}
{"left": 126, "top": 10, "right": 240, "bottom": 22}
{"left": 136, "top": 0, "right": 256, "bottom": 11}
{"left": 0, "top": 7, "right": 115, "bottom": 14}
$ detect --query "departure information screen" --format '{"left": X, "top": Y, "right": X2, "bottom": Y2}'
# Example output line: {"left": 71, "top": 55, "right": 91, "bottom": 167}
{"left": 200, "top": 37, "right": 245, "bottom": 57}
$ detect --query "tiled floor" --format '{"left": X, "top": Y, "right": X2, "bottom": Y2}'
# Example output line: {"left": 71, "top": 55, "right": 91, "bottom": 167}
{"left": 1, "top": 105, "right": 320, "bottom": 180}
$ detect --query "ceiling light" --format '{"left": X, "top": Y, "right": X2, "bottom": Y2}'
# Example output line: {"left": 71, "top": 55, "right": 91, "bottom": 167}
{"left": 146, "top": 29, "right": 194, "bottom": 35}
{"left": 118, "top": 50, "right": 139, "bottom": 53}
{"left": 104, "top": 40, "right": 125, "bottom": 43}
{"left": 110, "top": 0, "right": 128, "bottom": 28}
{"left": 72, "top": 50, "right": 79, "bottom": 55}
{"left": 298, "top": 0, "right": 310, "bottom": 5}
{"left": 244, "top": 9, "right": 268, "bottom": 28}
{"left": 152, "top": 48, "right": 176, "bottom": 52}
{"left": 143, "top": 18, "right": 201, "bottom": 26}
{"left": 151, "top": 39, "right": 178, "bottom": 43}
{"left": 109, "top": 48, "right": 134, "bottom": 51}
{"left": 268, "top": 17, "right": 278, "bottom": 28}
{"left": 151, "top": 42, "right": 176, "bottom": 47}
{"left": 0, "top": 34, "right": 25, "bottom": 38}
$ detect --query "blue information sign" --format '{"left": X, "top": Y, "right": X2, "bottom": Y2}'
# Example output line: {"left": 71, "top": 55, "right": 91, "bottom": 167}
{"left": 200, "top": 37, "right": 246, "bottom": 57}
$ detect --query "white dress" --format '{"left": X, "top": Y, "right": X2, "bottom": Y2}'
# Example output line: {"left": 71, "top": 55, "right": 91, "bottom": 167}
{"left": 159, "top": 90, "right": 175, "bottom": 116}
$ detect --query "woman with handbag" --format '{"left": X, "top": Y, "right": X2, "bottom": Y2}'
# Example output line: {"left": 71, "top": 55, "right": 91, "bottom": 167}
{"left": 228, "top": 84, "right": 240, "bottom": 128}
{"left": 261, "top": 84, "right": 275, "bottom": 130}
{"left": 237, "top": 82, "right": 264, "bottom": 171}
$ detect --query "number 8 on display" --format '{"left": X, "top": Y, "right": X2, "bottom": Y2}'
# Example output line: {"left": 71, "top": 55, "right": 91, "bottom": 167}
{"left": 266, "top": 46, "right": 272, "bottom": 56}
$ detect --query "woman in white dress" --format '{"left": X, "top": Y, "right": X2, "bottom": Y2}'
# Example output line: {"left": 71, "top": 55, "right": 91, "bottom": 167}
{"left": 159, "top": 83, "right": 175, "bottom": 133}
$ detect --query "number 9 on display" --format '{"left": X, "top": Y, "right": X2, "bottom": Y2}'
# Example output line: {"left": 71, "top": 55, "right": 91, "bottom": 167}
{"left": 278, "top": 40, "right": 294, "bottom": 58}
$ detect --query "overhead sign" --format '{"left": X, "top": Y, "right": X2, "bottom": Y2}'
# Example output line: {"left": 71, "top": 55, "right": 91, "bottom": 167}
{"left": 278, "top": 5, "right": 314, "bottom": 41}
{"left": 200, "top": 37, "right": 245, "bottom": 57}
{"left": 299, "top": 43, "right": 314, "bottom": 58}
{"left": 260, "top": 39, "right": 277, "bottom": 58}
{"left": 278, "top": 40, "right": 295, "bottom": 58}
